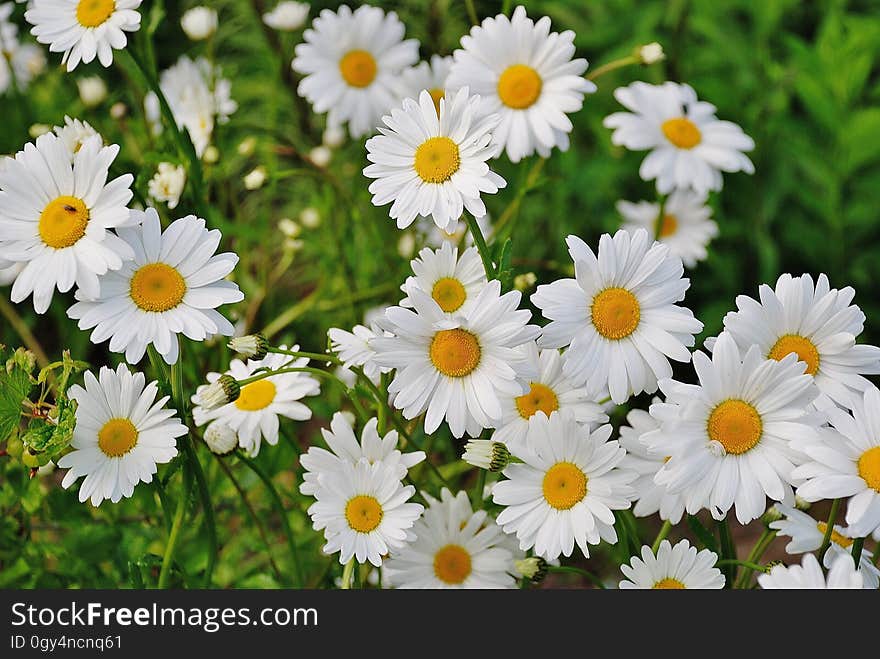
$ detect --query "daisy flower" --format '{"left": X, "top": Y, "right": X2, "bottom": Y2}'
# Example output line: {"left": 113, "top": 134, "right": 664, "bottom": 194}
{"left": 192, "top": 346, "right": 321, "bottom": 457}
{"left": 617, "top": 189, "right": 718, "bottom": 268}
{"left": 262, "top": 1, "right": 309, "bottom": 32}
{"left": 618, "top": 400, "right": 686, "bottom": 523}
{"left": 603, "top": 81, "right": 754, "bottom": 194}
{"left": 53, "top": 115, "right": 100, "bottom": 156}
{"left": 364, "top": 87, "right": 506, "bottom": 232}
{"left": 300, "top": 412, "right": 424, "bottom": 496}
{"left": 0, "top": 132, "right": 134, "bottom": 314}
{"left": 328, "top": 323, "right": 390, "bottom": 383}
{"left": 292, "top": 4, "right": 419, "bottom": 139}
{"left": 793, "top": 385, "right": 880, "bottom": 538}
{"left": 372, "top": 280, "right": 540, "bottom": 438}
{"left": 25, "top": 0, "right": 142, "bottom": 72}
{"left": 492, "top": 411, "right": 636, "bottom": 560}
{"left": 532, "top": 229, "right": 703, "bottom": 403}
{"left": 647, "top": 332, "right": 819, "bottom": 525}
{"left": 67, "top": 208, "right": 244, "bottom": 365}
{"left": 58, "top": 364, "right": 186, "bottom": 506}
{"left": 769, "top": 504, "right": 879, "bottom": 589}
{"left": 398, "top": 54, "right": 452, "bottom": 114}
{"left": 400, "top": 241, "right": 487, "bottom": 316}
{"left": 385, "top": 489, "right": 518, "bottom": 589}
{"left": 712, "top": 273, "right": 880, "bottom": 407}
{"left": 493, "top": 343, "right": 607, "bottom": 449}
{"left": 619, "top": 540, "right": 724, "bottom": 589}
{"left": 145, "top": 55, "right": 237, "bottom": 158}
{"left": 0, "top": 9, "right": 45, "bottom": 94}
{"left": 446, "top": 5, "right": 595, "bottom": 163}
{"left": 307, "top": 459, "right": 423, "bottom": 566}
{"left": 758, "top": 553, "right": 864, "bottom": 589}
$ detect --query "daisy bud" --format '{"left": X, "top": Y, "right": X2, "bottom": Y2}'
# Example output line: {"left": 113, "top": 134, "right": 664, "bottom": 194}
{"left": 322, "top": 124, "right": 346, "bottom": 149}
{"left": 204, "top": 422, "right": 238, "bottom": 456}
{"left": 794, "top": 496, "right": 811, "bottom": 511}
{"left": 761, "top": 505, "right": 784, "bottom": 526}
{"left": 203, "top": 146, "right": 220, "bottom": 164}
{"left": 181, "top": 7, "right": 218, "bottom": 41}
{"left": 636, "top": 42, "right": 665, "bottom": 65}
{"left": 109, "top": 102, "right": 128, "bottom": 120}
{"left": 148, "top": 162, "right": 187, "bottom": 210}
{"left": 515, "top": 557, "right": 548, "bottom": 583}
{"left": 244, "top": 166, "right": 267, "bottom": 190}
{"left": 263, "top": 1, "right": 310, "bottom": 32}
{"left": 462, "top": 439, "right": 510, "bottom": 472}
{"left": 513, "top": 272, "right": 537, "bottom": 291}
{"left": 397, "top": 232, "right": 416, "bottom": 259}
{"left": 237, "top": 136, "right": 257, "bottom": 156}
{"left": 28, "top": 123, "right": 51, "bottom": 138}
{"left": 278, "top": 218, "right": 301, "bottom": 238}
{"left": 77, "top": 76, "right": 107, "bottom": 107}
{"left": 228, "top": 334, "right": 270, "bottom": 361}
{"left": 198, "top": 374, "right": 240, "bottom": 409}
{"left": 308, "top": 145, "right": 332, "bottom": 167}
{"left": 299, "top": 207, "right": 321, "bottom": 229}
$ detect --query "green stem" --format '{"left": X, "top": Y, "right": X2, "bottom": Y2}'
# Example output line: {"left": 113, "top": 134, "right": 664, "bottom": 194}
{"left": 654, "top": 193, "right": 669, "bottom": 241}
{"left": 464, "top": 212, "right": 495, "bottom": 279}
{"left": 586, "top": 55, "right": 640, "bottom": 82}
{"left": 237, "top": 452, "right": 304, "bottom": 588}
{"left": 472, "top": 470, "right": 486, "bottom": 510}
{"left": 492, "top": 157, "right": 546, "bottom": 243}
{"left": 651, "top": 520, "right": 673, "bottom": 553}
{"left": 817, "top": 498, "right": 841, "bottom": 563}
{"left": 340, "top": 558, "right": 356, "bottom": 590}
{"left": 715, "top": 559, "right": 767, "bottom": 572}
{"left": 735, "top": 528, "right": 776, "bottom": 589}
{"left": 157, "top": 466, "right": 190, "bottom": 588}
{"left": 717, "top": 519, "right": 737, "bottom": 588}
{"left": 851, "top": 536, "right": 866, "bottom": 568}
{"left": 547, "top": 565, "right": 606, "bottom": 589}
{"left": 464, "top": 0, "right": 479, "bottom": 25}
{"left": 237, "top": 366, "right": 338, "bottom": 386}
{"left": 184, "top": 439, "right": 217, "bottom": 587}
{"left": 267, "top": 347, "right": 340, "bottom": 364}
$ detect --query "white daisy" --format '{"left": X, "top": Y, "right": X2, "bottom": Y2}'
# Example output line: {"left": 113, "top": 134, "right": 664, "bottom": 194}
{"left": 0, "top": 8, "right": 45, "bottom": 94}
{"left": 192, "top": 346, "right": 321, "bottom": 457}
{"left": 400, "top": 241, "right": 487, "bottom": 316}
{"left": 647, "top": 331, "right": 819, "bottom": 524}
{"left": 712, "top": 273, "right": 880, "bottom": 407}
{"left": 25, "top": 0, "right": 142, "bottom": 72}
{"left": 372, "top": 279, "right": 540, "bottom": 438}
{"left": 0, "top": 132, "right": 134, "bottom": 314}
{"left": 307, "top": 459, "right": 423, "bottom": 566}
{"left": 446, "top": 5, "right": 595, "bottom": 163}
{"left": 53, "top": 115, "right": 100, "bottom": 156}
{"left": 532, "top": 228, "right": 703, "bottom": 403}
{"left": 758, "top": 553, "right": 864, "bottom": 589}
{"left": 328, "top": 322, "right": 390, "bottom": 383}
{"left": 262, "top": 1, "right": 309, "bottom": 32}
{"left": 619, "top": 539, "right": 724, "bottom": 589}
{"left": 398, "top": 54, "right": 452, "bottom": 114}
{"left": 300, "top": 412, "right": 424, "bottom": 496}
{"left": 292, "top": 4, "right": 419, "bottom": 139}
{"left": 769, "top": 504, "right": 879, "bottom": 589}
{"left": 57, "top": 363, "right": 186, "bottom": 506}
{"left": 385, "top": 488, "right": 518, "bottom": 589}
{"left": 605, "top": 83, "right": 754, "bottom": 196}
{"left": 793, "top": 385, "right": 880, "bottom": 538}
{"left": 364, "top": 87, "right": 506, "bottom": 232}
{"left": 492, "top": 410, "right": 636, "bottom": 560}
{"left": 145, "top": 55, "right": 237, "bottom": 158}
{"left": 618, "top": 400, "right": 686, "bottom": 523}
{"left": 493, "top": 343, "right": 606, "bottom": 449}
{"left": 67, "top": 208, "right": 244, "bottom": 365}
{"left": 617, "top": 189, "right": 718, "bottom": 268}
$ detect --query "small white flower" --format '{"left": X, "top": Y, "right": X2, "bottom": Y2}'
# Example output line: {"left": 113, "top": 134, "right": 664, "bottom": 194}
{"left": 262, "top": 1, "right": 309, "bottom": 31}
{"left": 243, "top": 166, "right": 267, "bottom": 190}
{"left": 619, "top": 540, "right": 724, "bottom": 589}
{"left": 77, "top": 75, "right": 107, "bottom": 106}
{"left": 308, "top": 145, "right": 331, "bottom": 167}
{"left": 180, "top": 6, "right": 217, "bottom": 41}
{"left": 109, "top": 102, "right": 127, "bottom": 119}
{"left": 147, "top": 162, "right": 186, "bottom": 209}
{"left": 53, "top": 115, "right": 100, "bottom": 157}
{"left": 298, "top": 207, "right": 320, "bottom": 228}
{"left": 328, "top": 323, "right": 390, "bottom": 384}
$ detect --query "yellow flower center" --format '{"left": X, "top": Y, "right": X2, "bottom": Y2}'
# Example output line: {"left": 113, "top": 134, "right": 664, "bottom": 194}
{"left": 661, "top": 117, "right": 702, "bottom": 149}
{"left": 659, "top": 213, "right": 678, "bottom": 237}
{"left": 515, "top": 382, "right": 559, "bottom": 419}
{"left": 429, "top": 329, "right": 481, "bottom": 377}
{"left": 591, "top": 287, "right": 641, "bottom": 340}
{"left": 344, "top": 495, "right": 383, "bottom": 533}
{"left": 129, "top": 263, "right": 187, "bottom": 312}
{"left": 767, "top": 334, "right": 820, "bottom": 376}
{"left": 76, "top": 0, "right": 115, "bottom": 28}
{"left": 235, "top": 380, "right": 277, "bottom": 411}
{"left": 429, "top": 88, "right": 445, "bottom": 116}
{"left": 97, "top": 418, "right": 138, "bottom": 457}
{"left": 652, "top": 578, "right": 686, "bottom": 589}
{"left": 542, "top": 461, "right": 587, "bottom": 510}
{"left": 497, "top": 64, "right": 542, "bottom": 109}
{"left": 433, "top": 544, "right": 472, "bottom": 584}
{"left": 431, "top": 277, "right": 467, "bottom": 313}
{"left": 339, "top": 50, "right": 377, "bottom": 88}
{"left": 707, "top": 399, "right": 763, "bottom": 455}
{"left": 857, "top": 446, "right": 880, "bottom": 492}
{"left": 39, "top": 196, "right": 89, "bottom": 249}
{"left": 414, "top": 136, "right": 460, "bottom": 184}
{"left": 815, "top": 522, "right": 854, "bottom": 549}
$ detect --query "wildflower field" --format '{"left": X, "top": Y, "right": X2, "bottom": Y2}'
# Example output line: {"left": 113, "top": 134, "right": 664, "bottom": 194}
{"left": 2, "top": 0, "right": 880, "bottom": 591}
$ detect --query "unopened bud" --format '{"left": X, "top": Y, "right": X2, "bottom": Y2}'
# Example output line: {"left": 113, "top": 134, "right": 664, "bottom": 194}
{"left": 636, "top": 42, "right": 665, "bottom": 65}
{"left": 198, "top": 374, "right": 240, "bottom": 409}
{"left": 204, "top": 422, "right": 238, "bottom": 455}
{"left": 228, "top": 334, "right": 270, "bottom": 360}
{"left": 462, "top": 439, "right": 510, "bottom": 472}
{"left": 515, "top": 557, "right": 548, "bottom": 582}
{"left": 513, "top": 272, "right": 537, "bottom": 291}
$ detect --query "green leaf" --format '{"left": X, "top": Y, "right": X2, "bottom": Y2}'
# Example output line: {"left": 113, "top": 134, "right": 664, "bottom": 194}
{"left": 20, "top": 396, "right": 77, "bottom": 461}
{"left": 687, "top": 514, "right": 719, "bottom": 554}
{"left": 0, "top": 347, "right": 35, "bottom": 443}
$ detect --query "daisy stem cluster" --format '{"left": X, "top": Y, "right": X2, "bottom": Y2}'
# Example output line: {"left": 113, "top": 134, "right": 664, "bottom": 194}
{"left": 464, "top": 212, "right": 497, "bottom": 279}
{"left": 817, "top": 498, "right": 841, "bottom": 562}
{"left": 585, "top": 54, "right": 640, "bottom": 82}
{"left": 734, "top": 528, "right": 777, "bottom": 588}
{"left": 651, "top": 520, "right": 673, "bottom": 553}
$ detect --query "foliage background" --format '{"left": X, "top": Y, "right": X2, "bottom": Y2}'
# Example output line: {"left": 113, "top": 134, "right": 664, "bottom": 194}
{"left": 2, "top": 0, "right": 880, "bottom": 587}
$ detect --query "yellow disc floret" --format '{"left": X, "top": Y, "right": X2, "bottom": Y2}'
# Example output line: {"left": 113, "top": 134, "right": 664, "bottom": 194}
{"left": 339, "top": 50, "right": 377, "bottom": 88}
{"left": 429, "top": 329, "right": 481, "bottom": 377}
{"left": 707, "top": 399, "right": 763, "bottom": 455}
{"left": 542, "top": 461, "right": 587, "bottom": 510}
{"left": 768, "top": 334, "right": 820, "bottom": 376}
{"left": 431, "top": 277, "right": 467, "bottom": 312}
{"left": 76, "top": 0, "right": 115, "bottom": 28}
{"left": 345, "top": 495, "right": 383, "bottom": 533}
{"left": 433, "top": 544, "right": 472, "bottom": 584}
{"left": 97, "top": 418, "right": 138, "bottom": 457}
{"left": 497, "top": 64, "right": 542, "bottom": 109}
{"left": 515, "top": 382, "right": 559, "bottom": 419}
{"left": 129, "top": 263, "right": 187, "bottom": 312}
{"left": 661, "top": 117, "right": 701, "bottom": 149}
{"left": 591, "top": 287, "right": 641, "bottom": 340}
{"left": 39, "top": 196, "right": 89, "bottom": 249}
{"left": 857, "top": 446, "right": 880, "bottom": 492}
{"left": 414, "top": 137, "right": 460, "bottom": 183}
{"left": 235, "top": 380, "right": 277, "bottom": 412}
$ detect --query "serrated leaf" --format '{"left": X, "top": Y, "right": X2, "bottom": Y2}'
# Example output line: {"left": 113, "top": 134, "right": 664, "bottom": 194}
{"left": 0, "top": 347, "right": 34, "bottom": 443}
{"left": 20, "top": 396, "right": 77, "bottom": 459}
